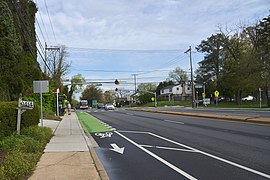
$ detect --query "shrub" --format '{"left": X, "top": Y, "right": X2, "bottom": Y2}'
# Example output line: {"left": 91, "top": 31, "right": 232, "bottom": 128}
{"left": 0, "top": 102, "right": 40, "bottom": 139}
{"left": 0, "top": 167, "right": 3, "bottom": 179}
{"left": 1, "top": 151, "right": 38, "bottom": 179}
{"left": 0, "top": 134, "right": 43, "bottom": 154}
{"left": 0, "top": 126, "right": 53, "bottom": 179}
{"left": 21, "top": 126, "right": 52, "bottom": 144}
{"left": 43, "top": 110, "right": 62, "bottom": 121}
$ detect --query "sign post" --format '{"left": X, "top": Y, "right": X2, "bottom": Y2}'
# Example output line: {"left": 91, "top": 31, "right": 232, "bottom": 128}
{"left": 34, "top": 80, "right": 49, "bottom": 127}
{"left": 259, "top": 88, "right": 262, "bottom": 108}
{"left": 202, "top": 92, "right": 206, "bottom": 106}
{"left": 214, "top": 90, "right": 219, "bottom": 105}
{"left": 16, "top": 94, "right": 34, "bottom": 134}
{"left": 52, "top": 88, "right": 59, "bottom": 116}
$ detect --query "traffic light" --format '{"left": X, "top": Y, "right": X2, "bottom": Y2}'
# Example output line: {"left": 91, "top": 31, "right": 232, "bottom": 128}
{"left": 115, "top": 79, "right": 119, "bottom": 85}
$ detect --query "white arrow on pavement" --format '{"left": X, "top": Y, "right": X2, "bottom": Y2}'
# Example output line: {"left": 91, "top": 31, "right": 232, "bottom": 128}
{"left": 109, "top": 143, "right": 125, "bottom": 154}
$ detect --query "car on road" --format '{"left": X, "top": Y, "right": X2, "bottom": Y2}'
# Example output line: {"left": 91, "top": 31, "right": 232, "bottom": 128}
{"left": 105, "top": 104, "right": 115, "bottom": 110}
{"left": 97, "top": 103, "right": 105, "bottom": 109}
{"left": 242, "top": 95, "right": 256, "bottom": 101}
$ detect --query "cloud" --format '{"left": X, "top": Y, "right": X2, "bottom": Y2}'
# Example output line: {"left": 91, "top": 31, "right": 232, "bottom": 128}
{"left": 37, "top": 0, "right": 269, "bottom": 49}
{"left": 35, "top": 0, "right": 269, "bottom": 94}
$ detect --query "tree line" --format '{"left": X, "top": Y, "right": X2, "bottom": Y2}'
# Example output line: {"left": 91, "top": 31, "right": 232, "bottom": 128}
{"left": 195, "top": 15, "right": 270, "bottom": 106}
{"left": 0, "top": 0, "right": 42, "bottom": 101}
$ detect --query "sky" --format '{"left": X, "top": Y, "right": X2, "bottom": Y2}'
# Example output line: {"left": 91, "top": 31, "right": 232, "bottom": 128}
{"left": 34, "top": 0, "right": 270, "bottom": 98}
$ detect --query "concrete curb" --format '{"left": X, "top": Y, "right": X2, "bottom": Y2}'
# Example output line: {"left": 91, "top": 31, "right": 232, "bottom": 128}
{"left": 128, "top": 109, "right": 270, "bottom": 125}
{"left": 75, "top": 112, "right": 110, "bottom": 180}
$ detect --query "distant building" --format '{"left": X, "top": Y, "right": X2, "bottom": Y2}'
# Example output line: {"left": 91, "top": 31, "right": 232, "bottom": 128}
{"left": 159, "top": 83, "right": 192, "bottom": 101}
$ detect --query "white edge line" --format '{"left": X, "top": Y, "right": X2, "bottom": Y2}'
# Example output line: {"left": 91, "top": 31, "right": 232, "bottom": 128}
{"left": 149, "top": 132, "right": 270, "bottom": 179}
{"left": 117, "top": 130, "right": 149, "bottom": 134}
{"left": 140, "top": 144, "right": 154, "bottom": 148}
{"left": 140, "top": 144, "right": 197, "bottom": 153}
{"left": 164, "top": 119, "right": 185, "bottom": 125}
{"left": 115, "top": 131, "right": 197, "bottom": 180}
{"left": 156, "top": 146, "right": 197, "bottom": 153}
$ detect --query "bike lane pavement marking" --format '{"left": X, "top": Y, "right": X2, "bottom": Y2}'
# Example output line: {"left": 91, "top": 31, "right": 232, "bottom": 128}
{"left": 117, "top": 130, "right": 270, "bottom": 179}
{"left": 115, "top": 130, "right": 198, "bottom": 180}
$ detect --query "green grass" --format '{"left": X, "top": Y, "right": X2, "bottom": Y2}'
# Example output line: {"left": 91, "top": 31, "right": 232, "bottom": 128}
{"left": 141, "top": 100, "right": 192, "bottom": 107}
{"left": 204, "top": 100, "right": 268, "bottom": 108}
{"left": 76, "top": 112, "right": 111, "bottom": 133}
{"left": 139, "top": 100, "right": 268, "bottom": 109}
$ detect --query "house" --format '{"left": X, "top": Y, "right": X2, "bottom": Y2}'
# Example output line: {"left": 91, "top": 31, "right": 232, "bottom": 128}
{"left": 159, "top": 83, "right": 192, "bottom": 101}
{"left": 160, "top": 84, "right": 192, "bottom": 96}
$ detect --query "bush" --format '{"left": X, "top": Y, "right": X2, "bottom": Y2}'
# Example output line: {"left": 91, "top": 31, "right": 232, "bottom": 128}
{"left": 0, "top": 134, "right": 43, "bottom": 154}
{"left": 21, "top": 126, "right": 52, "bottom": 144}
{"left": 0, "top": 126, "right": 53, "bottom": 179}
{"left": 43, "top": 109, "right": 62, "bottom": 121}
{"left": 0, "top": 167, "right": 3, "bottom": 179}
{"left": 1, "top": 151, "right": 38, "bottom": 179}
{"left": 0, "top": 102, "right": 40, "bottom": 139}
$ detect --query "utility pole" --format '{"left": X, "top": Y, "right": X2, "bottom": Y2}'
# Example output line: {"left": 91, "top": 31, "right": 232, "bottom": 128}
{"left": 132, "top": 74, "right": 138, "bottom": 92}
{"left": 185, "top": 46, "right": 196, "bottom": 108}
{"left": 45, "top": 43, "right": 60, "bottom": 77}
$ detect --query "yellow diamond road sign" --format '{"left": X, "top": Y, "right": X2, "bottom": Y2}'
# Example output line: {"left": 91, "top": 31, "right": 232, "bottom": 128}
{"left": 214, "top": 90, "right": 219, "bottom": 97}
{"left": 202, "top": 92, "right": 206, "bottom": 98}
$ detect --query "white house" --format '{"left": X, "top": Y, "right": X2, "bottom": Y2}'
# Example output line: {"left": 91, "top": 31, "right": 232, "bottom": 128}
{"left": 160, "top": 84, "right": 192, "bottom": 96}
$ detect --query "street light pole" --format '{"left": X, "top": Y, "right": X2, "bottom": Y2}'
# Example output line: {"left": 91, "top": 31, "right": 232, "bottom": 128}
{"left": 185, "top": 46, "right": 196, "bottom": 108}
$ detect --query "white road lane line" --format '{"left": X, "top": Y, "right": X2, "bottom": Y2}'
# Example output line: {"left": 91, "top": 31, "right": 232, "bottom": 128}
{"left": 117, "top": 130, "right": 149, "bottom": 134}
{"left": 139, "top": 144, "right": 154, "bottom": 148}
{"left": 126, "top": 113, "right": 134, "bottom": 116}
{"left": 149, "top": 132, "right": 270, "bottom": 179}
{"left": 155, "top": 146, "right": 197, "bottom": 152}
{"left": 115, "top": 131, "right": 197, "bottom": 180}
{"left": 140, "top": 144, "right": 197, "bottom": 153}
{"left": 164, "top": 119, "right": 185, "bottom": 125}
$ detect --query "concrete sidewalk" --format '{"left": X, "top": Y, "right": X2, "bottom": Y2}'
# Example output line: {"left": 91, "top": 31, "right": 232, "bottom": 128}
{"left": 29, "top": 111, "right": 107, "bottom": 180}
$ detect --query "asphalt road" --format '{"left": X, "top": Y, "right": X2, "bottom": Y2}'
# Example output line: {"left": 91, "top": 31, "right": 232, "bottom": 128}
{"left": 87, "top": 109, "right": 270, "bottom": 180}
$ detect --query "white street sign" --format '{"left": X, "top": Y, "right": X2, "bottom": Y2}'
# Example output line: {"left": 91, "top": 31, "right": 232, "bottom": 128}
{"left": 33, "top": 80, "right": 49, "bottom": 93}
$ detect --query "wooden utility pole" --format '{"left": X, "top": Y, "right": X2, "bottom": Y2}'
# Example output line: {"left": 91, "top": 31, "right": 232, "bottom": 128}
{"left": 185, "top": 46, "right": 196, "bottom": 108}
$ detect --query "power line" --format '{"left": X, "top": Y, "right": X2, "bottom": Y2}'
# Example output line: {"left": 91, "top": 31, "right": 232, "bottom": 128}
{"left": 43, "top": 0, "right": 57, "bottom": 44}
{"left": 8, "top": 0, "right": 52, "bottom": 74}
{"left": 67, "top": 46, "right": 184, "bottom": 53}
{"left": 34, "top": 0, "right": 51, "bottom": 44}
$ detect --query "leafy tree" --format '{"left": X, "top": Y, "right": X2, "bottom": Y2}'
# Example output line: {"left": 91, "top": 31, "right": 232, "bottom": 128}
{"left": 256, "top": 15, "right": 270, "bottom": 107}
{"left": 64, "top": 74, "right": 85, "bottom": 103}
{"left": 167, "top": 67, "right": 187, "bottom": 84}
{"left": 81, "top": 85, "right": 103, "bottom": 106}
{"left": 137, "top": 83, "right": 157, "bottom": 104}
{"left": 0, "top": 1, "right": 22, "bottom": 100}
{"left": 138, "top": 93, "right": 154, "bottom": 105}
{"left": 0, "top": 0, "right": 42, "bottom": 101}
{"left": 137, "top": 83, "right": 157, "bottom": 91}
{"left": 220, "top": 27, "right": 260, "bottom": 104}
{"left": 103, "top": 90, "right": 114, "bottom": 103}
{"left": 196, "top": 33, "right": 225, "bottom": 89}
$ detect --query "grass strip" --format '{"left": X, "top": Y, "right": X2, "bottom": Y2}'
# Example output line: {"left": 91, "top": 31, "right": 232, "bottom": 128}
{"left": 76, "top": 112, "right": 112, "bottom": 133}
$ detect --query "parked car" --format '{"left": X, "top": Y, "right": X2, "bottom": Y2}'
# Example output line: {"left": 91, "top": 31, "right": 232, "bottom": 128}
{"left": 105, "top": 104, "right": 115, "bottom": 110}
{"left": 97, "top": 103, "right": 105, "bottom": 109}
{"left": 242, "top": 95, "right": 256, "bottom": 101}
